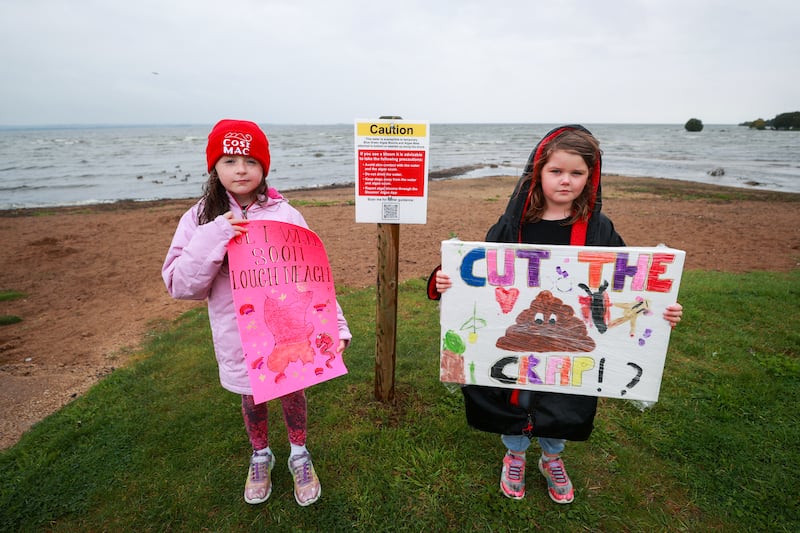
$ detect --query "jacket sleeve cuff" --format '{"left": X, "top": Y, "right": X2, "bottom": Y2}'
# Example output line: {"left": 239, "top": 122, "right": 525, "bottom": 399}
{"left": 426, "top": 265, "right": 442, "bottom": 301}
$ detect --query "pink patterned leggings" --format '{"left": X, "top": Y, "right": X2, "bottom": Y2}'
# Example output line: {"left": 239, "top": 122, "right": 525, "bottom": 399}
{"left": 241, "top": 390, "right": 307, "bottom": 451}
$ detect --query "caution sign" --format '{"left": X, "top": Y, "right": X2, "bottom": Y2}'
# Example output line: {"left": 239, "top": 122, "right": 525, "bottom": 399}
{"left": 354, "top": 119, "right": 429, "bottom": 224}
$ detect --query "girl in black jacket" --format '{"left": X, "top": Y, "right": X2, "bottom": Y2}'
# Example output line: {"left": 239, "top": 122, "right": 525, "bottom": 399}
{"left": 431, "top": 125, "right": 683, "bottom": 503}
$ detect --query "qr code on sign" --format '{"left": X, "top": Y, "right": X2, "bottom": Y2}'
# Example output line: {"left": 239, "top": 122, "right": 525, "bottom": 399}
{"left": 382, "top": 203, "right": 399, "bottom": 220}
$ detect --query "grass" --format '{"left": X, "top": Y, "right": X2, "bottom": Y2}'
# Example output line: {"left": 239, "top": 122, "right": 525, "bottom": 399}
{"left": 0, "top": 290, "right": 26, "bottom": 325}
{"left": 0, "top": 290, "right": 26, "bottom": 302}
{"left": 1, "top": 271, "right": 798, "bottom": 531}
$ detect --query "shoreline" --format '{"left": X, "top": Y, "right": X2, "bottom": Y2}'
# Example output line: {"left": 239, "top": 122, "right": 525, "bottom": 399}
{"left": 1, "top": 173, "right": 798, "bottom": 450}
{"left": 2, "top": 172, "right": 799, "bottom": 217}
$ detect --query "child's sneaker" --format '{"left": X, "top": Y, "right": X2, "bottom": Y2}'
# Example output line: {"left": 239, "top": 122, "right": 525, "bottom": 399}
{"left": 244, "top": 450, "right": 275, "bottom": 504}
{"left": 500, "top": 451, "right": 526, "bottom": 500}
{"left": 538, "top": 456, "right": 574, "bottom": 504}
{"left": 288, "top": 451, "right": 321, "bottom": 506}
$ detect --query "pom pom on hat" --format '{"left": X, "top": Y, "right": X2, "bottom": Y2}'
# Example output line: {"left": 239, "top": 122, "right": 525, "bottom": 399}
{"left": 206, "top": 119, "right": 270, "bottom": 176}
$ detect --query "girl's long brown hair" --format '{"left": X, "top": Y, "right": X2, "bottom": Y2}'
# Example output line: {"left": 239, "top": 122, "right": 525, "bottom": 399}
{"left": 522, "top": 129, "right": 601, "bottom": 225}
{"left": 197, "top": 169, "right": 268, "bottom": 225}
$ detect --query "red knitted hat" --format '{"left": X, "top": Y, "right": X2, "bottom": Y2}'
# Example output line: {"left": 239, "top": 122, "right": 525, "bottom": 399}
{"left": 206, "top": 119, "right": 270, "bottom": 176}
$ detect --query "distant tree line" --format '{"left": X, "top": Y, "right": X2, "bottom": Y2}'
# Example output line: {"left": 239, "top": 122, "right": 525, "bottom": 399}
{"left": 740, "top": 111, "right": 800, "bottom": 130}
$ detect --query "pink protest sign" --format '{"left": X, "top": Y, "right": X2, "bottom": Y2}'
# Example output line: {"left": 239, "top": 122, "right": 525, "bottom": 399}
{"left": 227, "top": 220, "right": 347, "bottom": 403}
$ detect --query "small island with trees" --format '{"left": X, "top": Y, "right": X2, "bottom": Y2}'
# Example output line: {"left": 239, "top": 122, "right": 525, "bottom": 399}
{"left": 739, "top": 111, "right": 800, "bottom": 130}
{"left": 684, "top": 118, "right": 703, "bottom": 132}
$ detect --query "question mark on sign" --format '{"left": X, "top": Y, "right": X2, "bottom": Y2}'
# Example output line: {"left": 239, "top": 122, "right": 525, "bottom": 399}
{"left": 621, "top": 362, "right": 643, "bottom": 395}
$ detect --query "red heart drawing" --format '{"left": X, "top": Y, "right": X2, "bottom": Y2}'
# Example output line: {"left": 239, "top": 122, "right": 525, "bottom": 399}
{"left": 495, "top": 287, "right": 519, "bottom": 314}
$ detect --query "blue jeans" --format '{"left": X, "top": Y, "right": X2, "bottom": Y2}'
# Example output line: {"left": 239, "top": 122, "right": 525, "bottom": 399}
{"left": 501, "top": 434, "right": 565, "bottom": 456}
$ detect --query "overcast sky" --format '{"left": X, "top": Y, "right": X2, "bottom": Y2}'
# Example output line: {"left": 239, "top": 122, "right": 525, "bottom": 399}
{"left": 1, "top": 0, "right": 797, "bottom": 126}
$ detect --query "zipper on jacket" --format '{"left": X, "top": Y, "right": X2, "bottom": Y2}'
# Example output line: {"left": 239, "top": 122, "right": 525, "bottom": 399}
{"left": 240, "top": 204, "right": 249, "bottom": 219}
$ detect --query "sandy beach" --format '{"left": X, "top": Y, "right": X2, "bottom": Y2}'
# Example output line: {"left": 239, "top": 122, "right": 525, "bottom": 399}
{"left": 1, "top": 174, "right": 798, "bottom": 449}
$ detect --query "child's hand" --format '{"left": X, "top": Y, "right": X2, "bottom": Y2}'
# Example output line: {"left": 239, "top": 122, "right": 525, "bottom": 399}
{"left": 435, "top": 271, "right": 452, "bottom": 293}
{"left": 662, "top": 303, "right": 683, "bottom": 328}
{"left": 336, "top": 340, "right": 348, "bottom": 354}
{"left": 223, "top": 211, "right": 249, "bottom": 237}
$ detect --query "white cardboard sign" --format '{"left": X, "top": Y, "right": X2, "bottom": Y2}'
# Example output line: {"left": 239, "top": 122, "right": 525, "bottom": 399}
{"left": 439, "top": 241, "right": 685, "bottom": 402}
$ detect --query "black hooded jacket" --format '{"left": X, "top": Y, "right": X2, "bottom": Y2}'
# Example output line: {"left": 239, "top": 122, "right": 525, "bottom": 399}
{"left": 461, "top": 125, "right": 626, "bottom": 441}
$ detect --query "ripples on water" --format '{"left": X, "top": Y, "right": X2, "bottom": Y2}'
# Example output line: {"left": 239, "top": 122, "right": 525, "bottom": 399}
{"left": 1, "top": 123, "right": 797, "bottom": 209}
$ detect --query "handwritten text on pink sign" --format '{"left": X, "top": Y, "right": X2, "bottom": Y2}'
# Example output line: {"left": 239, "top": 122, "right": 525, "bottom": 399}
{"left": 228, "top": 221, "right": 347, "bottom": 404}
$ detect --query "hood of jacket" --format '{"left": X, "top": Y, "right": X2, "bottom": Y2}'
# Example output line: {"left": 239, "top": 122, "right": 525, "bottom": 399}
{"left": 491, "top": 124, "right": 603, "bottom": 246}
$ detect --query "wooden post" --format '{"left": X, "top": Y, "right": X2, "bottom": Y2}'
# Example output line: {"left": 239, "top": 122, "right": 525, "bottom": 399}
{"left": 374, "top": 222, "right": 399, "bottom": 402}
{"left": 373, "top": 115, "right": 403, "bottom": 403}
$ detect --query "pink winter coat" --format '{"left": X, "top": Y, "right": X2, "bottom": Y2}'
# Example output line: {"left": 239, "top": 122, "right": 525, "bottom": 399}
{"left": 162, "top": 189, "right": 352, "bottom": 395}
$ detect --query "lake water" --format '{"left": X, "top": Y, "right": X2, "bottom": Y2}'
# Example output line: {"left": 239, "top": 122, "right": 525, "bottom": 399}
{"left": 1, "top": 123, "right": 798, "bottom": 209}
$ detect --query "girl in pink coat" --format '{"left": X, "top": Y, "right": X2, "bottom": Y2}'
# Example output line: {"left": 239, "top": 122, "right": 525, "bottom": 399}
{"left": 163, "top": 119, "right": 351, "bottom": 507}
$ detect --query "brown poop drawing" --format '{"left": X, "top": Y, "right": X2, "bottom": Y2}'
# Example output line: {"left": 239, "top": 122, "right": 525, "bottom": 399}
{"left": 496, "top": 290, "right": 595, "bottom": 353}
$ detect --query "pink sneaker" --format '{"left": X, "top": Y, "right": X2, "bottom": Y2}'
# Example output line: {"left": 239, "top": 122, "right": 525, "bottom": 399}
{"left": 500, "top": 452, "right": 526, "bottom": 500}
{"left": 538, "top": 456, "right": 574, "bottom": 504}
{"left": 288, "top": 452, "right": 321, "bottom": 506}
{"left": 244, "top": 451, "right": 275, "bottom": 504}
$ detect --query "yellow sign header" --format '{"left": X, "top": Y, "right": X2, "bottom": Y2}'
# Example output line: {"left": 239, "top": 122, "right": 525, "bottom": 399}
{"left": 356, "top": 122, "right": 427, "bottom": 137}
